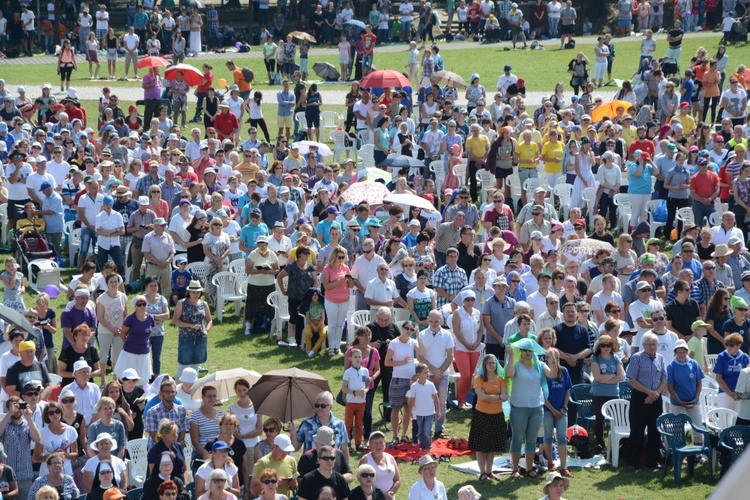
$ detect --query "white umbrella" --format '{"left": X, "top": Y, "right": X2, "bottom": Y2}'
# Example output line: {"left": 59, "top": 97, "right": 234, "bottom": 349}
{"left": 189, "top": 368, "right": 262, "bottom": 401}
{"left": 296, "top": 141, "right": 333, "bottom": 157}
{"left": 383, "top": 192, "right": 437, "bottom": 212}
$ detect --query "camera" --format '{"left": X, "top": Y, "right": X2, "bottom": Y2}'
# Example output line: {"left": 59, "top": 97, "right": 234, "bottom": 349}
{"left": 19, "top": 402, "right": 27, "bottom": 410}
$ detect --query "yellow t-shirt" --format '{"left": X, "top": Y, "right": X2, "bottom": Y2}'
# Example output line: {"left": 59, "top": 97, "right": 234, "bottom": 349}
{"left": 465, "top": 135, "right": 490, "bottom": 160}
{"left": 677, "top": 114, "right": 696, "bottom": 136}
{"left": 541, "top": 140, "right": 564, "bottom": 174}
{"left": 620, "top": 126, "right": 637, "bottom": 148}
{"left": 253, "top": 454, "right": 298, "bottom": 496}
{"left": 517, "top": 142, "right": 540, "bottom": 169}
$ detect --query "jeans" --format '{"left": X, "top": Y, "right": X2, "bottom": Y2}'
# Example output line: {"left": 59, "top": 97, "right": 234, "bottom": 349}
{"left": 454, "top": 350, "right": 480, "bottom": 405}
{"left": 428, "top": 373, "right": 449, "bottom": 433}
{"left": 178, "top": 334, "right": 207, "bottom": 366}
{"left": 80, "top": 226, "right": 97, "bottom": 261}
{"left": 691, "top": 200, "right": 715, "bottom": 227}
{"left": 401, "top": 22, "right": 411, "bottom": 41}
{"left": 362, "top": 54, "right": 373, "bottom": 72}
{"left": 325, "top": 300, "right": 349, "bottom": 350}
{"left": 509, "top": 404, "right": 544, "bottom": 454}
{"left": 79, "top": 27, "right": 90, "bottom": 53}
{"left": 548, "top": 17, "right": 559, "bottom": 38}
{"left": 208, "top": 26, "right": 221, "bottom": 48}
{"left": 194, "top": 92, "right": 207, "bottom": 120}
{"left": 97, "top": 245, "right": 124, "bottom": 277}
{"left": 598, "top": 191, "right": 618, "bottom": 229}
{"left": 151, "top": 335, "right": 164, "bottom": 375}
{"left": 416, "top": 413, "right": 435, "bottom": 449}
{"left": 543, "top": 408, "right": 568, "bottom": 445}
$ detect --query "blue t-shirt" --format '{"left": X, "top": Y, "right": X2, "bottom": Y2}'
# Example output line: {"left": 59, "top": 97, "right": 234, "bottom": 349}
{"left": 667, "top": 358, "right": 705, "bottom": 404}
{"left": 240, "top": 222, "right": 270, "bottom": 256}
{"left": 628, "top": 162, "right": 654, "bottom": 194}
{"left": 171, "top": 269, "right": 192, "bottom": 291}
{"left": 681, "top": 79, "right": 694, "bottom": 104}
{"left": 545, "top": 366, "right": 572, "bottom": 411}
{"left": 722, "top": 317, "right": 750, "bottom": 354}
{"left": 713, "top": 350, "right": 750, "bottom": 393}
{"left": 591, "top": 354, "right": 622, "bottom": 397}
{"left": 315, "top": 219, "right": 341, "bottom": 246}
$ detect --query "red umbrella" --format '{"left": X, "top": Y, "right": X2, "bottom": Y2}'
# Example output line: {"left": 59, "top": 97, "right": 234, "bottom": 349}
{"left": 360, "top": 70, "right": 411, "bottom": 89}
{"left": 164, "top": 63, "right": 204, "bottom": 86}
{"left": 136, "top": 56, "right": 171, "bottom": 70}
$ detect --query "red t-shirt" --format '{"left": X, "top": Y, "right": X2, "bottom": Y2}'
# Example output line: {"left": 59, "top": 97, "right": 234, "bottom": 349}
{"left": 197, "top": 71, "right": 213, "bottom": 94}
{"left": 483, "top": 205, "right": 515, "bottom": 231}
{"left": 628, "top": 139, "right": 655, "bottom": 158}
{"left": 214, "top": 111, "right": 239, "bottom": 139}
{"left": 362, "top": 34, "right": 377, "bottom": 55}
{"left": 689, "top": 170, "right": 720, "bottom": 199}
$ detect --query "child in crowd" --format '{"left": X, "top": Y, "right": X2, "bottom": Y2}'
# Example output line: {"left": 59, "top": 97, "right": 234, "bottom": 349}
{"left": 408, "top": 363, "right": 440, "bottom": 451}
{"left": 170, "top": 255, "right": 192, "bottom": 305}
{"left": 689, "top": 320, "right": 709, "bottom": 374}
{"left": 303, "top": 288, "right": 327, "bottom": 357}
{"left": 1, "top": 257, "right": 25, "bottom": 313}
{"left": 343, "top": 347, "right": 369, "bottom": 451}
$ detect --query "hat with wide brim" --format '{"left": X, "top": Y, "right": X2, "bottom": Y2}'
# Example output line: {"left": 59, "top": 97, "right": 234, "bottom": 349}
{"left": 418, "top": 455, "right": 439, "bottom": 472}
{"left": 711, "top": 244, "right": 731, "bottom": 258}
{"left": 489, "top": 237, "right": 509, "bottom": 253}
{"left": 90, "top": 432, "right": 118, "bottom": 451}
{"left": 543, "top": 471, "right": 569, "bottom": 495}
{"left": 186, "top": 280, "right": 204, "bottom": 292}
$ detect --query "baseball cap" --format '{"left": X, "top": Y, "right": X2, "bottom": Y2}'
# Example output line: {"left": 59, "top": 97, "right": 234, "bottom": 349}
{"left": 273, "top": 434, "right": 295, "bottom": 452}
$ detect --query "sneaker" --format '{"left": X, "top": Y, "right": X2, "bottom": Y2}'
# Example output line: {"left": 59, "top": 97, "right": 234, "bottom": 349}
{"left": 334, "top": 348, "right": 341, "bottom": 355}
{"left": 328, "top": 348, "right": 336, "bottom": 356}
{"left": 308, "top": 350, "right": 315, "bottom": 358}
{"left": 287, "top": 339, "right": 298, "bottom": 348}
{"left": 245, "top": 325, "right": 252, "bottom": 336}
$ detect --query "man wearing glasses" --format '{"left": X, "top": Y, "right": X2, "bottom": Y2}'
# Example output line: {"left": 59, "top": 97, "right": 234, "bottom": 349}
{"left": 516, "top": 187, "right": 557, "bottom": 232}
{"left": 351, "top": 238, "right": 386, "bottom": 311}
{"left": 447, "top": 187, "right": 479, "bottom": 229}
{"left": 289, "top": 391, "right": 350, "bottom": 461}
{"left": 482, "top": 276, "right": 516, "bottom": 361}
{"left": 640, "top": 306, "right": 678, "bottom": 365}
{"left": 144, "top": 379, "right": 188, "bottom": 448}
{"left": 628, "top": 281, "right": 663, "bottom": 352}
{"left": 297, "top": 444, "right": 350, "bottom": 500}
{"left": 665, "top": 278, "right": 702, "bottom": 341}
{"left": 519, "top": 206, "right": 551, "bottom": 251}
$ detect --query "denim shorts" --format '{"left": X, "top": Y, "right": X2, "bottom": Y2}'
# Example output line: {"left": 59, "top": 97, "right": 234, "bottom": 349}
{"left": 178, "top": 334, "right": 207, "bottom": 366}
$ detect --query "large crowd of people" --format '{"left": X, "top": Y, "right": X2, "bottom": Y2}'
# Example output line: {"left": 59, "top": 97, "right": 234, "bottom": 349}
{"left": 0, "top": 0, "right": 750, "bottom": 499}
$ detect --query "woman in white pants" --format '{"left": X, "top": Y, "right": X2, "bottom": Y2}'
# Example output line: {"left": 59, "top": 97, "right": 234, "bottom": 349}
{"left": 322, "top": 249, "right": 354, "bottom": 356}
{"left": 594, "top": 37, "right": 610, "bottom": 87}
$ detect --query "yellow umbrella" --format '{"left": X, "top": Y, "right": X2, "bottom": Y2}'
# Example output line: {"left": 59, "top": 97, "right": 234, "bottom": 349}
{"left": 591, "top": 100, "right": 633, "bottom": 123}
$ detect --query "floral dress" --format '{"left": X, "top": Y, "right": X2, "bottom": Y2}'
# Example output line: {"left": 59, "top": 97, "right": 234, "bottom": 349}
{"left": 177, "top": 299, "right": 208, "bottom": 366}
{"left": 1, "top": 271, "right": 25, "bottom": 313}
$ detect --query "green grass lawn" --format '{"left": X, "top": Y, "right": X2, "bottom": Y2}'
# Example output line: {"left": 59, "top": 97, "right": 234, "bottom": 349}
{"left": 27, "top": 269, "right": 715, "bottom": 499}
{"left": 15, "top": 33, "right": 750, "bottom": 96}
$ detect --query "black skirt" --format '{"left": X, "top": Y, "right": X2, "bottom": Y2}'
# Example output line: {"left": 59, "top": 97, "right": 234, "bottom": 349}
{"left": 468, "top": 409, "right": 508, "bottom": 453}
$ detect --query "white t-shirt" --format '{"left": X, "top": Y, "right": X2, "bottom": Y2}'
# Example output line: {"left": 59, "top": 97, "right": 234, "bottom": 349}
{"left": 5, "top": 163, "right": 33, "bottom": 200}
{"left": 0, "top": 17, "right": 7, "bottom": 35}
{"left": 627, "top": 299, "right": 662, "bottom": 346}
{"left": 399, "top": 2, "right": 414, "bottom": 22}
{"left": 196, "top": 461, "right": 238, "bottom": 483}
{"left": 0, "top": 351, "right": 21, "bottom": 405}
{"left": 387, "top": 337, "right": 418, "bottom": 379}
{"left": 21, "top": 10, "right": 35, "bottom": 31}
{"left": 38, "top": 425, "right": 79, "bottom": 476}
{"left": 409, "top": 380, "right": 437, "bottom": 416}
{"left": 721, "top": 87, "right": 748, "bottom": 119}
{"left": 591, "top": 291, "right": 623, "bottom": 316}
{"left": 26, "top": 171, "right": 57, "bottom": 196}
{"left": 343, "top": 365, "right": 369, "bottom": 404}
{"left": 79, "top": 13, "right": 92, "bottom": 28}
{"left": 722, "top": 16, "right": 735, "bottom": 32}
{"left": 168, "top": 214, "right": 191, "bottom": 252}
{"left": 47, "top": 160, "right": 70, "bottom": 187}
{"left": 353, "top": 101, "right": 372, "bottom": 130}
{"left": 77, "top": 192, "right": 104, "bottom": 227}
{"left": 95, "top": 10, "right": 109, "bottom": 31}
{"left": 125, "top": 171, "right": 145, "bottom": 188}
{"left": 638, "top": 330, "right": 679, "bottom": 365}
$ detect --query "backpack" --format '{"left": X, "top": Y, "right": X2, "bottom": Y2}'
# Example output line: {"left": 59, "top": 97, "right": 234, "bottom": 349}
{"left": 241, "top": 67, "right": 254, "bottom": 84}
{"left": 567, "top": 425, "right": 593, "bottom": 458}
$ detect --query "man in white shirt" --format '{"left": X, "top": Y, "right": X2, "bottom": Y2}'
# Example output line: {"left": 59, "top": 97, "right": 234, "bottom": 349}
{"left": 591, "top": 273, "right": 624, "bottom": 324}
{"left": 268, "top": 221, "right": 293, "bottom": 267}
{"left": 527, "top": 271, "right": 553, "bottom": 319}
{"left": 417, "top": 310, "right": 454, "bottom": 439}
{"left": 122, "top": 26, "right": 140, "bottom": 79}
{"left": 365, "top": 264, "right": 405, "bottom": 308}
{"left": 353, "top": 90, "right": 373, "bottom": 140}
{"left": 628, "top": 281, "right": 663, "bottom": 350}
{"left": 496, "top": 65, "right": 517, "bottom": 97}
{"left": 46, "top": 147, "right": 70, "bottom": 190}
{"left": 26, "top": 157, "right": 56, "bottom": 204}
{"left": 399, "top": 0, "right": 414, "bottom": 41}
{"left": 185, "top": 128, "right": 203, "bottom": 163}
{"left": 95, "top": 4, "right": 109, "bottom": 45}
{"left": 20, "top": 5, "right": 35, "bottom": 56}
{"left": 537, "top": 294, "right": 564, "bottom": 330}
{"left": 639, "top": 307, "right": 678, "bottom": 365}
{"left": 711, "top": 211, "right": 744, "bottom": 246}
{"left": 60, "top": 360, "right": 100, "bottom": 424}
{"left": 351, "top": 238, "right": 385, "bottom": 310}
{"left": 521, "top": 255, "right": 544, "bottom": 295}
{"left": 94, "top": 195, "right": 125, "bottom": 277}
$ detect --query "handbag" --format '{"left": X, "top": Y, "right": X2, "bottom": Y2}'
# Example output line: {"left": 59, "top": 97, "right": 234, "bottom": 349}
{"left": 336, "top": 348, "right": 375, "bottom": 406}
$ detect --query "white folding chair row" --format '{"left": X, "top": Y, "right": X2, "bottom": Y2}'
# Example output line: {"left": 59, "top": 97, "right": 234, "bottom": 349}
{"left": 126, "top": 438, "right": 148, "bottom": 487}
{"left": 522, "top": 178, "right": 549, "bottom": 199}
{"left": 580, "top": 185, "right": 599, "bottom": 225}
{"left": 359, "top": 144, "right": 375, "bottom": 169}
{"left": 320, "top": 110, "right": 342, "bottom": 136}
{"left": 709, "top": 212, "right": 721, "bottom": 227}
{"left": 705, "top": 407, "right": 738, "bottom": 433}
{"left": 453, "top": 163, "right": 467, "bottom": 188}
{"left": 676, "top": 207, "right": 695, "bottom": 227}
{"left": 186, "top": 262, "right": 207, "bottom": 285}
{"left": 267, "top": 291, "right": 290, "bottom": 341}
{"left": 700, "top": 388, "right": 719, "bottom": 424}
{"left": 295, "top": 112, "right": 308, "bottom": 133}
{"left": 506, "top": 174, "right": 522, "bottom": 211}
{"left": 706, "top": 354, "right": 718, "bottom": 378}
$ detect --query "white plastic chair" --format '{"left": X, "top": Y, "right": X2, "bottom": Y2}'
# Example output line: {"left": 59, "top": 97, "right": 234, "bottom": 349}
{"left": 212, "top": 272, "right": 245, "bottom": 322}
{"left": 601, "top": 399, "right": 630, "bottom": 468}
{"left": 359, "top": 144, "right": 375, "bottom": 169}
{"left": 704, "top": 377, "right": 719, "bottom": 390}
{"left": 429, "top": 160, "right": 445, "bottom": 195}
{"left": 185, "top": 262, "right": 207, "bottom": 285}
{"left": 350, "top": 310, "right": 371, "bottom": 330}
{"left": 68, "top": 228, "right": 81, "bottom": 268}
{"left": 329, "top": 129, "right": 358, "bottom": 163}
{"left": 646, "top": 200, "right": 665, "bottom": 238}
{"left": 183, "top": 434, "right": 194, "bottom": 471}
{"left": 613, "top": 193, "right": 632, "bottom": 234}
{"left": 320, "top": 110, "right": 341, "bottom": 136}
{"left": 706, "top": 354, "right": 719, "bottom": 378}
{"left": 581, "top": 186, "right": 598, "bottom": 225}
{"left": 522, "top": 178, "right": 549, "bottom": 200}
{"left": 506, "top": 174, "right": 522, "bottom": 211}
{"left": 294, "top": 112, "right": 308, "bottom": 133}
{"left": 706, "top": 407, "right": 738, "bottom": 433}
{"left": 267, "top": 291, "right": 289, "bottom": 341}
{"left": 676, "top": 207, "right": 695, "bottom": 228}
{"left": 126, "top": 438, "right": 148, "bottom": 487}
{"left": 453, "top": 163, "right": 466, "bottom": 188}
{"left": 554, "top": 183, "right": 573, "bottom": 220}
{"left": 228, "top": 259, "right": 248, "bottom": 286}
{"left": 0, "top": 203, "right": 7, "bottom": 246}
{"left": 476, "top": 169, "right": 494, "bottom": 204}
{"left": 700, "top": 388, "right": 719, "bottom": 424}
{"left": 709, "top": 212, "right": 721, "bottom": 227}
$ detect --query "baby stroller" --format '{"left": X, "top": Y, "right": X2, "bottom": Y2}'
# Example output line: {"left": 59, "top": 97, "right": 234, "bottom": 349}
{"left": 659, "top": 57, "right": 681, "bottom": 79}
{"left": 11, "top": 225, "right": 62, "bottom": 293}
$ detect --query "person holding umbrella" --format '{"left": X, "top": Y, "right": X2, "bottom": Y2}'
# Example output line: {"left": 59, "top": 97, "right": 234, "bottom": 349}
{"left": 142, "top": 66, "right": 162, "bottom": 132}
{"left": 170, "top": 71, "right": 189, "bottom": 128}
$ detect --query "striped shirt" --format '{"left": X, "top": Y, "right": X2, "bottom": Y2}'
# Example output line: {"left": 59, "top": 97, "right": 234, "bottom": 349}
{"left": 626, "top": 350, "right": 666, "bottom": 392}
{"left": 144, "top": 401, "right": 189, "bottom": 448}
{"left": 434, "top": 222, "right": 461, "bottom": 254}
{"left": 188, "top": 408, "right": 225, "bottom": 447}
{"left": 433, "top": 265, "right": 468, "bottom": 308}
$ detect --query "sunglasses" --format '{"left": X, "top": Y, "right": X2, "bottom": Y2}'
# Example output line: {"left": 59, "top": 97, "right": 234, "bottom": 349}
{"left": 25, "top": 391, "right": 39, "bottom": 397}
{"left": 314, "top": 403, "right": 330, "bottom": 408}
{"left": 465, "top": 297, "right": 475, "bottom": 301}
{"left": 611, "top": 309, "right": 621, "bottom": 313}
{"left": 263, "top": 427, "right": 277, "bottom": 433}
{"left": 261, "top": 479, "right": 278, "bottom": 484}
{"left": 737, "top": 308, "right": 749, "bottom": 312}
{"left": 48, "top": 409, "right": 61, "bottom": 415}
{"left": 61, "top": 398, "right": 75, "bottom": 404}
{"left": 652, "top": 316, "right": 665, "bottom": 321}
{"left": 136, "top": 303, "right": 147, "bottom": 307}
{"left": 212, "top": 478, "right": 227, "bottom": 483}
{"left": 360, "top": 472, "right": 376, "bottom": 478}
{"left": 520, "top": 349, "right": 532, "bottom": 353}
{"left": 600, "top": 344, "right": 613, "bottom": 348}
{"left": 319, "top": 456, "right": 336, "bottom": 461}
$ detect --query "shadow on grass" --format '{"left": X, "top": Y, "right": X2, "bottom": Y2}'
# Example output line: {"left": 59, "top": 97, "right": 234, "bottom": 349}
{"left": 590, "top": 462, "right": 715, "bottom": 491}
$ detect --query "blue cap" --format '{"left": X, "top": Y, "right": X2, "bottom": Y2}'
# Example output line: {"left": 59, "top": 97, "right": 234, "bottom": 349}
{"left": 0, "top": 123, "right": 7, "bottom": 132}
{"left": 175, "top": 255, "right": 187, "bottom": 264}
{"left": 340, "top": 201, "right": 355, "bottom": 213}
{"left": 211, "top": 440, "right": 231, "bottom": 452}
{"left": 504, "top": 65, "right": 512, "bottom": 72}
{"left": 102, "top": 196, "right": 114, "bottom": 205}
{"left": 571, "top": 95, "right": 579, "bottom": 101}
{"left": 38, "top": 182, "right": 53, "bottom": 192}
{"left": 699, "top": 149, "right": 710, "bottom": 157}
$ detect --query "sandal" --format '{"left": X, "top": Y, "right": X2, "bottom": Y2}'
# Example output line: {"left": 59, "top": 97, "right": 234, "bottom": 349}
{"left": 548, "top": 463, "right": 558, "bottom": 472}
{"left": 510, "top": 471, "right": 522, "bottom": 480}
{"left": 478, "top": 473, "right": 489, "bottom": 481}
{"left": 560, "top": 468, "right": 574, "bottom": 478}
{"left": 527, "top": 469, "right": 541, "bottom": 479}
